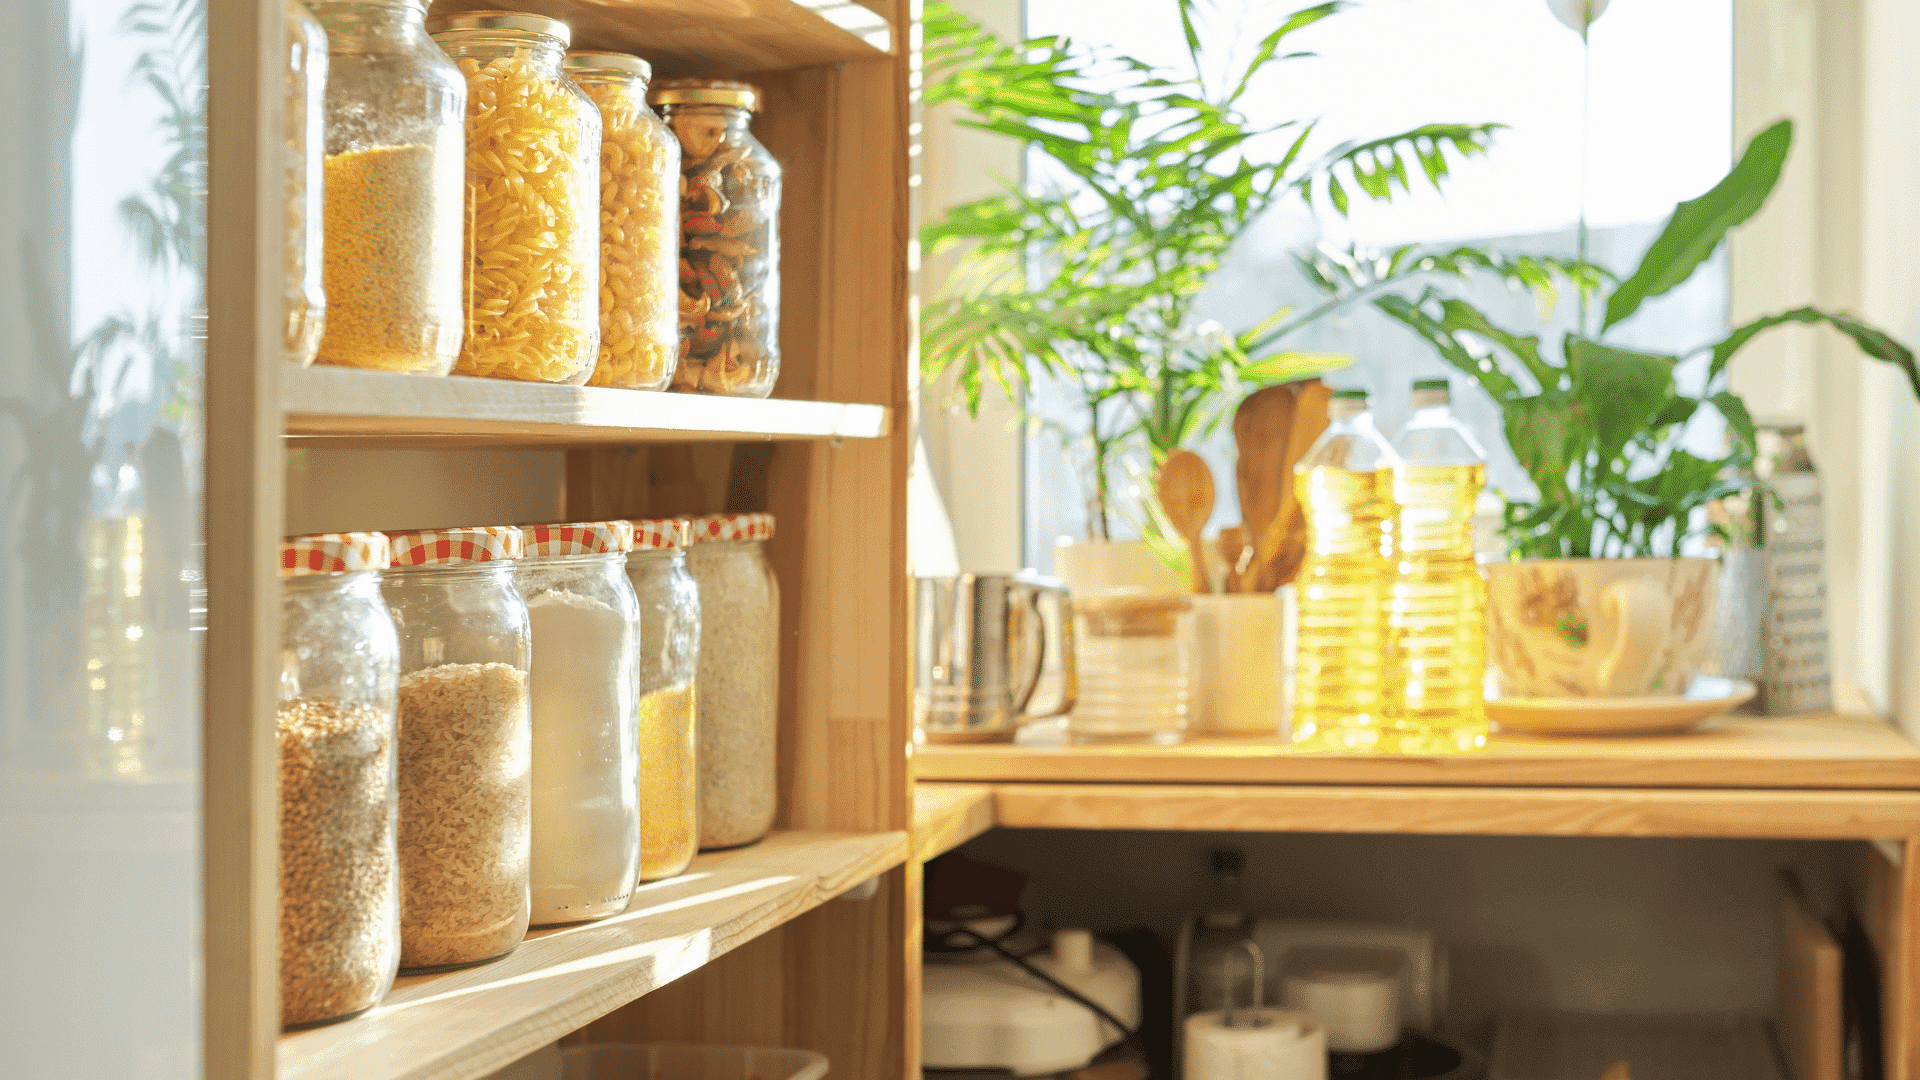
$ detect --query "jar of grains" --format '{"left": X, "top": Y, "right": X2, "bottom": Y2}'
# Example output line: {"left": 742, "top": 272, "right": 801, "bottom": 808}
{"left": 277, "top": 532, "right": 400, "bottom": 1029}
{"left": 516, "top": 521, "right": 641, "bottom": 924}
{"left": 650, "top": 78, "right": 782, "bottom": 397}
{"left": 285, "top": 1, "right": 327, "bottom": 366}
{"left": 624, "top": 518, "right": 700, "bottom": 880}
{"left": 381, "top": 526, "right": 533, "bottom": 971}
{"left": 307, "top": 0, "right": 466, "bottom": 375}
{"left": 429, "top": 13, "right": 600, "bottom": 384}
{"left": 684, "top": 513, "right": 779, "bottom": 848}
{"left": 564, "top": 51, "right": 680, "bottom": 391}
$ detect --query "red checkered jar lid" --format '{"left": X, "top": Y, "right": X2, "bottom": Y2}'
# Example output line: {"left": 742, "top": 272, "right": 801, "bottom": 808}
{"left": 387, "top": 525, "right": 524, "bottom": 567}
{"left": 281, "top": 532, "right": 391, "bottom": 576}
{"left": 631, "top": 518, "right": 692, "bottom": 551}
{"left": 686, "top": 512, "right": 775, "bottom": 544}
{"left": 519, "top": 520, "right": 635, "bottom": 557}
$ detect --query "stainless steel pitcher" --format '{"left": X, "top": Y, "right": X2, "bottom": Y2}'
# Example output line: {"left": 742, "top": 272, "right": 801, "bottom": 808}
{"left": 914, "top": 574, "right": 1076, "bottom": 743}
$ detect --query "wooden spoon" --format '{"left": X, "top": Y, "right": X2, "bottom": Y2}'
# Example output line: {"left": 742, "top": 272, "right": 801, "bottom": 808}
{"left": 1254, "top": 379, "right": 1332, "bottom": 590}
{"left": 1217, "top": 524, "right": 1250, "bottom": 594}
{"left": 1158, "top": 449, "right": 1215, "bottom": 594}
{"left": 1599, "top": 1064, "right": 1631, "bottom": 1080}
{"left": 1233, "top": 384, "right": 1298, "bottom": 590}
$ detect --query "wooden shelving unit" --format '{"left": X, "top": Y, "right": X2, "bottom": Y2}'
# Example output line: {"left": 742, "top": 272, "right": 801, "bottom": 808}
{"left": 912, "top": 783, "right": 993, "bottom": 863}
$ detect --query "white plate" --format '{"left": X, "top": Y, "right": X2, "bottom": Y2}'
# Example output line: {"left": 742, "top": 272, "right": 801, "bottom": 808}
{"left": 1487, "top": 676, "right": 1757, "bottom": 736}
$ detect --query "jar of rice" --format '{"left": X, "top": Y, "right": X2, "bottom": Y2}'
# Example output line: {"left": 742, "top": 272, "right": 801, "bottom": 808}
{"left": 308, "top": 0, "right": 466, "bottom": 375}
{"left": 564, "top": 51, "right": 680, "bottom": 391}
{"left": 381, "top": 526, "right": 533, "bottom": 971}
{"left": 624, "top": 518, "right": 700, "bottom": 880}
{"left": 276, "top": 532, "right": 400, "bottom": 1029}
{"left": 284, "top": 1, "right": 326, "bottom": 366}
{"left": 684, "top": 513, "right": 778, "bottom": 848}
{"left": 515, "top": 521, "right": 641, "bottom": 925}
{"left": 429, "top": 12, "right": 601, "bottom": 385}
{"left": 651, "top": 78, "right": 782, "bottom": 397}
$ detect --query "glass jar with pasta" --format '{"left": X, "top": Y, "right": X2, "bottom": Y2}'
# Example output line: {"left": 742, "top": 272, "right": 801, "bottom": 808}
{"left": 429, "top": 13, "right": 601, "bottom": 385}
{"left": 285, "top": 1, "right": 327, "bottom": 366}
{"left": 307, "top": 0, "right": 466, "bottom": 375}
{"left": 564, "top": 52, "right": 679, "bottom": 391}
{"left": 650, "top": 79, "right": 781, "bottom": 398}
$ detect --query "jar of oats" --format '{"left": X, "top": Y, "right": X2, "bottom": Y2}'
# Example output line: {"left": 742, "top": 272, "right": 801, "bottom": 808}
{"left": 381, "top": 526, "right": 533, "bottom": 971}
{"left": 651, "top": 79, "right": 782, "bottom": 397}
{"left": 308, "top": 0, "right": 466, "bottom": 375}
{"left": 285, "top": 1, "right": 327, "bottom": 366}
{"left": 684, "top": 513, "right": 778, "bottom": 848}
{"left": 516, "top": 521, "right": 641, "bottom": 925}
{"left": 624, "top": 518, "right": 700, "bottom": 880}
{"left": 277, "top": 531, "right": 400, "bottom": 1029}
{"left": 564, "top": 51, "right": 679, "bottom": 391}
{"left": 429, "top": 13, "right": 600, "bottom": 385}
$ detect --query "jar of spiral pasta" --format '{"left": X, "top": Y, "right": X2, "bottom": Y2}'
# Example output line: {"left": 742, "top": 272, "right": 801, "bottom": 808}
{"left": 308, "top": 0, "right": 466, "bottom": 375}
{"left": 278, "top": 532, "right": 400, "bottom": 1028}
{"left": 564, "top": 52, "right": 679, "bottom": 391}
{"left": 684, "top": 513, "right": 779, "bottom": 848}
{"left": 381, "top": 526, "right": 533, "bottom": 971}
{"left": 624, "top": 518, "right": 700, "bottom": 880}
{"left": 650, "top": 79, "right": 782, "bottom": 397}
{"left": 429, "top": 12, "right": 600, "bottom": 385}
{"left": 285, "top": 1, "right": 326, "bottom": 366}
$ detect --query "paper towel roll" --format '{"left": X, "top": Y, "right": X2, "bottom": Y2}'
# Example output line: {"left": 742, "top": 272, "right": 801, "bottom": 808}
{"left": 1283, "top": 970, "right": 1398, "bottom": 1053}
{"left": 1183, "top": 1008, "right": 1327, "bottom": 1080}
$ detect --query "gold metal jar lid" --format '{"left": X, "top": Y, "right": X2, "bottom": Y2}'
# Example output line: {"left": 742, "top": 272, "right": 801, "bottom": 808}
{"left": 563, "top": 50, "right": 652, "bottom": 81}
{"left": 649, "top": 77, "right": 759, "bottom": 112}
{"left": 425, "top": 10, "right": 571, "bottom": 48}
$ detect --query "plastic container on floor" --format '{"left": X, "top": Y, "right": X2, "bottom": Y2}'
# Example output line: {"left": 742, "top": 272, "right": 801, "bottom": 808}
{"left": 559, "top": 1044, "right": 828, "bottom": 1080}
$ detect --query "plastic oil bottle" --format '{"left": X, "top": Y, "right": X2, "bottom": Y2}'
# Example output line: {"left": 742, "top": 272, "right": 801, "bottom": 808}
{"left": 1387, "top": 377, "right": 1489, "bottom": 751}
{"left": 1292, "top": 388, "right": 1401, "bottom": 750}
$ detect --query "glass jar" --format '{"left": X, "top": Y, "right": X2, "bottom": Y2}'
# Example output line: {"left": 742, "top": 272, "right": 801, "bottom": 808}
{"left": 651, "top": 79, "right": 781, "bottom": 397}
{"left": 625, "top": 519, "right": 700, "bottom": 880}
{"left": 285, "top": 2, "right": 327, "bottom": 366}
{"left": 381, "top": 526, "right": 532, "bottom": 971}
{"left": 1069, "top": 593, "right": 1191, "bottom": 745}
{"left": 565, "top": 52, "right": 680, "bottom": 391}
{"left": 430, "top": 13, "right": 600, "bottom": 384}
{"left": 308, "top": 0, "right": 466, "bottom": 375}
{"left": 684, "top": 513, "right": 778, "bottom": 848}
{"left": 277, "top": 532, "right": 400, "bottom": 1029}
{"left": 516, "top": 522, "right": 640, "bottom": 925}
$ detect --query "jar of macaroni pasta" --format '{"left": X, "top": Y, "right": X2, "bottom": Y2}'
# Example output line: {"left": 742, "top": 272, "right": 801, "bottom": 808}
{"left": 624, "top": 518, "right": 700, "bottom": 880}
{"left": 307, "top": 0, "right": 466, "bottom": 375}
{"left": 285, "top": 1, "right": 326, "bottom": 366}
{"left": 381, "top": 526, "right": 533, "bottom": 971}
{"left": 564, "top": 51, "right": 679, "bottom": 391}
{"left": 515, "top": 521, "right": 641, "bottom": 925}
{"left": 277, "top": 532, "right": 400, "bottom": 1028}
{"left": 429, "top": 12, "right": 600, "bottom": 385}
{"left": 684, "top": 513, "right": 778, "bottom": 848}
{"left": 650, "top": 79, "right": 781, "bottom": 397}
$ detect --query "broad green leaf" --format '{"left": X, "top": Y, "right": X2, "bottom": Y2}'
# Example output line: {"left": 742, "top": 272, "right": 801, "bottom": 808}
{"left": 1373, "top": 294, "right": 1523, "bottom": 402}
{"left": 1706, "top": 305, "right": 1920, "bottom": 400}
{"left": 1239, "top": 351, "right": 1352, "bottom": 385}
{"left": 1502, "top": 395, "right": 1577, "bottom": 505}
{"left": 1565, "top": 337, "right": 1676, "bottom": 467}
{"left": 1604, "top": 119, "right": 1792, "bottom": 330}
{"left": 1437, "top": 299, "right": 1558, "bottom": 391}
{"left": 1709, "top": 391, "right": 1757, "bottom": 452}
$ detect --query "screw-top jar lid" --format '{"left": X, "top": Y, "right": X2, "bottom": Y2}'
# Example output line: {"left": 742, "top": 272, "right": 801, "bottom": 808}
{"left": 387, "top": 525, "right": 524, "bottom": 566}
{"left": 631, "top": 518, "right": 693, "bottom": 551}
{"left": 519, "top": 520, "right": 635, "bottom": 557}
{"left": 564, "top": 50, "right": 651, "bottom": 81}
{"left": 649, "top": 77, "right": 759, "bottom": 112}
{"left": 425, "top": 10, "right": 571, "bottom": 47}
{"left": 686, "top": 512, "right": 775, "bottom": 543}
{"left": 282, "top": 532, "right": 391, "bottom": 576}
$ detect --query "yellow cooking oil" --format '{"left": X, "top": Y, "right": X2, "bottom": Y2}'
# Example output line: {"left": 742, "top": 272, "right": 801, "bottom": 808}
{"left": 1291, "top": 389, "right": 1400, "bottom": 751}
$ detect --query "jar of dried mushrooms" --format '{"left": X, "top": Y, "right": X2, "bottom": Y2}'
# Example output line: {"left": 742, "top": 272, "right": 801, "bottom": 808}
{"left": 277, "top": 531, "right": 400, "bottom": 1029}
{"left": 684, "top": 513, "right": 778, "bottom": 848}
{"left": 650, "top": 78, "right": 781, "bottom": 397}
{"left": 430, "top": 12, "right": 601, "bottom": 385}
{"left": 285, "top": 1, "right": 327, "bottom": 366}
{"left": 564, "top": 51, "right": 679, "bottom": 391}
{"left": 625, "top": 518, "right": 700, "bottom": 880}
{"left": 381, "top": 525, "right": 533, "bottom": 971}
{"left": 308, "top": 0, "right": 466, "bottom": 375}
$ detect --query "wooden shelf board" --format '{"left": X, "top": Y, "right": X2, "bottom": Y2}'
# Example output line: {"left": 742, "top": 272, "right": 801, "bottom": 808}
{"left": 982, "top": 782, "right": 1920, "bottom": 840}
{"left": 916, "top": 715, "right": 1920, "bottom": 791}
{"left": 277, "top": 829, "right": 906, "bottom": 1080}
{"left": 283, "top": 366, "right": 890, "bottom": 448}
{"left": 912, "top": 783, "right": 994, "bottom": 862}
{"left": 426, "top": 0, "right": 890, "bottom": 73}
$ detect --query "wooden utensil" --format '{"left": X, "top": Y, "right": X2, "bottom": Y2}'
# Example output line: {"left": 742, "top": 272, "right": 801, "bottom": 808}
{"left": 1217, "top": 524, "right": 1250, "bottom": 594}
{"left": 1158, "top": 449, "right": 1215, "bottom": 594}
{"left": 1253, "top": 379, "right": 1331, "bottom": 591}
{"left": 1232, "top": 384, "right": 1298, "bottom": 590}
{"left": 1599, "top": 1064, "right": 1631, "bottom": 1080}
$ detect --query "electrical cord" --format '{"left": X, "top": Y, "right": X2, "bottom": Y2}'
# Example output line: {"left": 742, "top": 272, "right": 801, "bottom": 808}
{"left": 927, "top": 912, "right": 1142, "bottom": 1049}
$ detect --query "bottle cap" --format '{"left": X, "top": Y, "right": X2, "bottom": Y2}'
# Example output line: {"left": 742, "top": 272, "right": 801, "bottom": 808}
{"left": 1330, "top": 388, "right": 1368, "bottom": 401}
{"left": 1412, "top": 377, "right": 1449, "bottom": 391}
